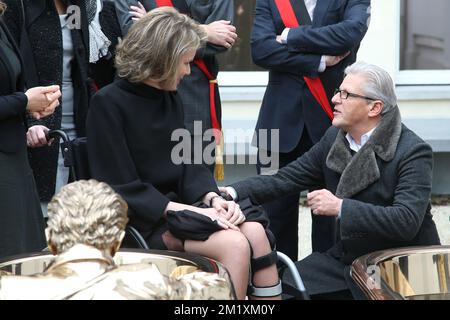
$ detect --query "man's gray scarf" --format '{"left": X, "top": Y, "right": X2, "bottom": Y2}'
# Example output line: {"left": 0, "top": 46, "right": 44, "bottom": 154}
{"left": 86, "top": 0, "right": 110, "bottom": 63}
{"left": 326, "top": 106, "right": 402, "bottom": 199}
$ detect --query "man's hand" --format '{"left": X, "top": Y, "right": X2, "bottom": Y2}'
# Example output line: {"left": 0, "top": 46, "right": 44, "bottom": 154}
{"left": 129, "top": 1, "right": 146, "bottom": 21}
{"left": 201, "top": 20, "right": 237, "bottom": 48}
{"left": 324, "top": 51, "right": 350, "bottom": 67}
{"left": 218, "top": 186, "right": 230, "bottom": 198}
{"left": 307, "top": 189, "right": 342, "bottom": 216}
{"left": 211, "top": 197, "right": 246, "bottom": 226}
{"left": 276, "top": 28, "right": 290, "bottom": 44}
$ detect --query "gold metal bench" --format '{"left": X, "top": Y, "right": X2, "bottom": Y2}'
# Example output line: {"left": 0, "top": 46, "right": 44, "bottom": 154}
{"left": 351, "top": 246, "right": 450, "bottom": 300}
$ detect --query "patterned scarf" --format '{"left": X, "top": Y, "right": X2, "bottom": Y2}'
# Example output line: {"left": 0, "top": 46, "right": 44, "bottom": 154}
{"left": 85, "top": 0, "right": 111, "bottom": 63}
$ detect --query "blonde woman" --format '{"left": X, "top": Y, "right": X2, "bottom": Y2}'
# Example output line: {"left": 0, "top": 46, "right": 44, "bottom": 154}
{"left": 0, "top": 1, "right": 60, "bottom": 259}
{"left": 86, "top": 7, "right": 280, "bottom": 300}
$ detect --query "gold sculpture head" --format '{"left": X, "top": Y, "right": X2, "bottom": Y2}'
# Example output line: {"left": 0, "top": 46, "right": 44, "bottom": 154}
{"left": 46, "top": 180, "right": 129, "bottom": 256}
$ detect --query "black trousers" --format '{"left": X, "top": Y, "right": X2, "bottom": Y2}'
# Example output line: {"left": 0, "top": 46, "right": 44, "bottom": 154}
{"left": 282, "top": 251, "right": 367, "bottom": 300}
{"left": 257, "top": 129, "right": 335, "bottom": 261}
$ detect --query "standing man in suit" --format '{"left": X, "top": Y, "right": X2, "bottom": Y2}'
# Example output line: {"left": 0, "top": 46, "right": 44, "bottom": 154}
{"left": 223, "top": 62, "right": 441, "bottom": 298}
{"left": 251, "top": 0, "right": 371, "bottom": 260}
{"left": 115, "top": 0, "right": 237, "bottom": 178}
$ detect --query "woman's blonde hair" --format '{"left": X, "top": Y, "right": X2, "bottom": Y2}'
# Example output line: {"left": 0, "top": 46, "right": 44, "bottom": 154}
{"left": 46, "top": 180, "right": 129, "bottom": 253}
{"left": 115, "top": 7, "right": 206, "bottom": 89}
{"left": 0, "top": 1, "right": 6, "bottom": 15}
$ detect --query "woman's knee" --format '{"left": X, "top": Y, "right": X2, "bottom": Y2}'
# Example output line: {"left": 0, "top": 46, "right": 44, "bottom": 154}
{"left": 240, "top": 221, "right": 265, "bottom": 233}
{"left": 240, "top": 222, "right": 269, "bottom": 247}
{"left": 215, "top": 230, "right": 251, "bottom": 259}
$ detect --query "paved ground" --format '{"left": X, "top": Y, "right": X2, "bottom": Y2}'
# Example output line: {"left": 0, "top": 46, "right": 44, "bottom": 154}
{"left": 297, "top": 204, "right": 450, "bottom": 260}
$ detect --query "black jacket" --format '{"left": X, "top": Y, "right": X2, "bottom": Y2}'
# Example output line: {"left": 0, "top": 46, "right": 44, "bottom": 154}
{"left": 0, "top": 19, "right": 46, "bottom": 258}
{"left": 0, "top": 19, "right": 27, "bottom": 154}
{"left": 232, "top": 107, "right": 440, "bottom": 264}
{"left": 234, "top": 106, "right": 441, "bottom": 297}
{"left": 86, "top": 80, "right": 220, "bottom": 234}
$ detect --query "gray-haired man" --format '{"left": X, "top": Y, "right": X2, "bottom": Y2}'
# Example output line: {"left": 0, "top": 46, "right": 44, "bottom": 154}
{"left": 222, "top": 62, "right": 441, "bottom": 299}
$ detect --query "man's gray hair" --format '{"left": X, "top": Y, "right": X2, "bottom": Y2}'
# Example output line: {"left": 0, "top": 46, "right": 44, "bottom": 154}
{"left": 345, "top": 62, "right": 397, "bottom": 114}
{"left": 46, "top": 180, "right": 129, "bottom": 253}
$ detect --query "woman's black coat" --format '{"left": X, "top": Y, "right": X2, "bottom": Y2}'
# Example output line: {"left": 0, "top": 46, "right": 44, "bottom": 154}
{"left": 0, "top": 18, "right": 46, "bottom": 258}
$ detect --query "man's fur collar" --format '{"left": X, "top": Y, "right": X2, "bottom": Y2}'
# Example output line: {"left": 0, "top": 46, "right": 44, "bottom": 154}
{"left": 325, "top": 106, "right": 402, "bottom": 198}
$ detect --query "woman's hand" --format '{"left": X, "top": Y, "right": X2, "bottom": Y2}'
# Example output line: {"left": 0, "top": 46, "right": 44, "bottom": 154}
{"left": 25, "top": 85, "right": 61, "bottom": 119}
{"left": 129, "top": 1, "right": 146, "bottom": 21}
{"left": 26, "top": 125, "right": 52, "bottom": 148}
{"left": 164, "top": 200, "right": 240, "bottom": 230}
{"left": 201, "top": 20, "right": 237, "bottom": 48}
{"left": 195, "top": 207, "right": 240, "bottom": 231}
{"left": 211, "top": 197, "right": 246, "bottom": 226}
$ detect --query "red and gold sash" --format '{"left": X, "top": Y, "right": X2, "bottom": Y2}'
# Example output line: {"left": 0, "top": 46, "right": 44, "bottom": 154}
{"left": 274, "top": 0, "right": 334, "bottom": 120}
{"left": 155, "top": 0, "right": 224, "bottom": 180}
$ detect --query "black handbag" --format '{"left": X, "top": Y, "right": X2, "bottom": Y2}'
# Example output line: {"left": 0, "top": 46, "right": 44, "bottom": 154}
{"left": 167, "top": 209, "right": 222, "bottom": 241}
{"left": 166, "top": 198, "right": 275, "bottom": 246}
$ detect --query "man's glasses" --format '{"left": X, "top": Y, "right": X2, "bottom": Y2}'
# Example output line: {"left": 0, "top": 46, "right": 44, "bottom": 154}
{"left": 334, "top": 89, "right": 377, "bottom": 101}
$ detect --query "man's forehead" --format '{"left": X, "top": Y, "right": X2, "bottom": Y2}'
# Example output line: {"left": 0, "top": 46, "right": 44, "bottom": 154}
{"left": 341, "top": 73, "right": 365, "bottom": 90}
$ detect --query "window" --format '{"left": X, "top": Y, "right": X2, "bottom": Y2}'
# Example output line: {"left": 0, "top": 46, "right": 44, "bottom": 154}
{"left": 400, "top": 0, "right": 450, "bottom": 70}
{"left": 217, "top": 0, "right": 262, "bottom": 72}
{"left": 398, "top": 0, "right": 450, "bottom": 84}
{"left": 216, "top": 0, "right": 267, "bottom": 89}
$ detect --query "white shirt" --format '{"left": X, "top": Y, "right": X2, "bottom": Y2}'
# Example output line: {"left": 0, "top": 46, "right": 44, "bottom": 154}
{"left": 280, "top": 0, "right": 316, "bottom": 39}
{"left": 280, "top": 0, "right": 326, "bottom": 72}
{"left": 304, "top": 0, "right": 318, "bottom": 19}
{"left": 345, "top": 127, "right": 377, "bottom": 153}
